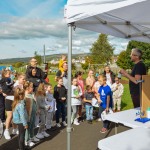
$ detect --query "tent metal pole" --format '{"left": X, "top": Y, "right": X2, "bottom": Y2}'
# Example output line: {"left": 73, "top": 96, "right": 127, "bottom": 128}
{"left": 67, "top": 23, "right": 72, "bottom": 150}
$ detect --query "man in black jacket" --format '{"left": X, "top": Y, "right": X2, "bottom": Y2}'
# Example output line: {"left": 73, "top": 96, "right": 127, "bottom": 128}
{"left": 26, "top": 58, "right": 47, "bottom": 80}
{"left": 26, "top": 58, "right": 47, "bottom": 90}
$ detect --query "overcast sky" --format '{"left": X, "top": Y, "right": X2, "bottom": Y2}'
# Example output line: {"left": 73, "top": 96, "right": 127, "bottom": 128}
{"left": 0, "top": 0, "right": 128, "bottom": 59}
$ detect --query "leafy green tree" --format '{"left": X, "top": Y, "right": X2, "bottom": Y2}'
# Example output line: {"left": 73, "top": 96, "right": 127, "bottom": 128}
{"left": 34, "top": 51, "right": 42, "bottom": 65}
{"left": 15, "top": 62, "right": 24, "bottom": 68}
{"left": 72, "top": 63, "right": 76, "bottom": 70}
{"left": 81, "top": 63, "right": 89, "bottom": 72}
{"left": 90, "top": 34, "right": 114, "bottom": 65}
{"left": 116, "top": 51, "right": 129, "bottom": 69}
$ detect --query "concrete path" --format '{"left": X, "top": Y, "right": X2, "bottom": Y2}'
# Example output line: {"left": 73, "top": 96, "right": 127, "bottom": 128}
{"left": 0, "top": 120, "right": 129, "bottom": 150}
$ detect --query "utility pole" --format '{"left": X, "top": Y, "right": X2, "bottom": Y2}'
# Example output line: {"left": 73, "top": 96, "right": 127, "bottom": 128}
{"left": 43, "top": 44, "right": 46, "bottom": 63}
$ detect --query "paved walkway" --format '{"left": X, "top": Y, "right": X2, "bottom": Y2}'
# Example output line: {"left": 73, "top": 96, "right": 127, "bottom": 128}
{"left": 0, "top": 120, "right": 129, "bottom": 150}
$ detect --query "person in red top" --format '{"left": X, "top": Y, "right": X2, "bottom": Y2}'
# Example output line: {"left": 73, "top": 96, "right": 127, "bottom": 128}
{"left": 45, "top": 76, "right": 49, "bottom": 83}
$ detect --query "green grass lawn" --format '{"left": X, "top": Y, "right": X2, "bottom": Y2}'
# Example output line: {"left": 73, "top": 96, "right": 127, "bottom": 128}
{"left": 48, "top": 74, "right": 57, "bottom": 87}
{"left": 121, "top": 84, "right": 133, "bottom": 110}
{"left": 48, "top": 74, "right": 133, "bottom": 111}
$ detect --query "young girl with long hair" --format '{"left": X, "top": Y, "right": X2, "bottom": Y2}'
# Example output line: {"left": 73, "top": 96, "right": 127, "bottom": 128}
{"left": 12, "top": 88, "right": 28, "bottom": 150}
{"left": 12, "top": 73, "right": 26, "bottom": 135}
{"left": 24, "top": 81, "right": 39, "bottom": 147}
{"left": 35, "top": 83, "right": 50, "bottom": 139}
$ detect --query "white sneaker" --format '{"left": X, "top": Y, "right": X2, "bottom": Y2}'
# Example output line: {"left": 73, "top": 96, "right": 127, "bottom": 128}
{"left": 32, "top": 136, "right": 40, "bottom": 142}
{"left": 36, "top": 124, "right": 40, "bottom": 128}
{"left": 36, "top": 133, "right": 44, "bottom": 139}
{"left": 25, "top": 141, "right": 35, "bottom": 147}
{"left": 46, "top": 125, "right": 51, "bottom": 130}
{"left": 4, "top": 129, "right": 11, "bottom": 140}
{"left": 56, "top": 123, "right": 61, "bottom": 128}
{"left": 97, "top": 118, "right": 102, "bottom": 121}
{"left": 74, "top": 121, "right": 80, "bottom": 125}
{"left": 16, "top": 129, "right": 19, "bottom": 135}
{"left": 42, "top": 131, "right": 50, "bottom": 137}
{"left": 62, "top": 121, "right": 67, "bottom": 126}
{"left": 28, "top": 141, "right": 35, "bottom": 147}
{"left": 12, "top": 128, "right": 19, "bottom": 135}
{"left": 25, "top": 141, "right": 28, "bottom": 146}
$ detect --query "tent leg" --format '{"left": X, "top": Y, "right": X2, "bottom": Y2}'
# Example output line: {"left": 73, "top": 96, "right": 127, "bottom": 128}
{"left": 67, "top": 24, "right": 72, "bottom": 150}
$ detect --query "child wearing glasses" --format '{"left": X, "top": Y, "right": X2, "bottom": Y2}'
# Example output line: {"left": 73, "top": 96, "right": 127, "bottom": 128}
{"left": 111, "top": 77, "right": 124, "bottom": 112}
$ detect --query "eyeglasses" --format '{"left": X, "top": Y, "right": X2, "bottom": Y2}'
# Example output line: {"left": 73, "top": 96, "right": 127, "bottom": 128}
{"left": 115, "top": 80, "right": 119, "bottom": 81}
{"left": 131, "top": 54, "right": 138, "bottom": 56}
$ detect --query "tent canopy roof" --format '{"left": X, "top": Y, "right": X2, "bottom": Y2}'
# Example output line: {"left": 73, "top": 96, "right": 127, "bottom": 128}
{"left": 65, "top": 0, "right": 150, "bottom": 43}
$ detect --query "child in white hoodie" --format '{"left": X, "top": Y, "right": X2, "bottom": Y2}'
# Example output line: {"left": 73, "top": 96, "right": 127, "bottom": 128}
{"left": 111, "top": 77, "right": 124, "bottom": 112}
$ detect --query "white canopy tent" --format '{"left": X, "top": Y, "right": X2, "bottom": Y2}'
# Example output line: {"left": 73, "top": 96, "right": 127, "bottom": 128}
{"left": 64, "top": 1, "right": 150, "bottom": 150}
{"left": 65, "top": 0, "right": 150, "bottom": 42}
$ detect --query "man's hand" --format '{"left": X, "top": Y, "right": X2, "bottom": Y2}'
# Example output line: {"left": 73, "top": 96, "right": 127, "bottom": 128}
{"left": 119, "top": 69, "right": 127, "bottom": 77}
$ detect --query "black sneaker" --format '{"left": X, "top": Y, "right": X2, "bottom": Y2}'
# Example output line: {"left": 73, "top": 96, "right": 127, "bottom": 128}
{"left": 78, "top": 117, "right": 84, "bottom": 122}
{"left": 87, "top": 120, "right": 92, "bottom": 124}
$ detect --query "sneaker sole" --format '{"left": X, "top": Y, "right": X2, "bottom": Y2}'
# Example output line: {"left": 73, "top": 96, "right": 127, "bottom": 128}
{"left": 36, "top": 136, "right": 44, "bottom": 139}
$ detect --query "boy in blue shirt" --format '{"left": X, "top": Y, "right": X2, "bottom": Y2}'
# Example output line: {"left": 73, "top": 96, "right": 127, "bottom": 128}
{"left": 98, "top": 75, "right": 112, "bottom": 133}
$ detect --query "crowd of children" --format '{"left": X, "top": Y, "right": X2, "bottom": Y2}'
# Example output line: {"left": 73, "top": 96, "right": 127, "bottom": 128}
{"left": 0, "top": 69, "right": 58, "bottom": 150}
{"left": 0, "top": 56, "right": 124, "bottom": 149}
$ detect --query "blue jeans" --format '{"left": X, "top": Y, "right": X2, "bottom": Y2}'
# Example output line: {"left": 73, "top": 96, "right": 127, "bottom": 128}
{"left": 85, "top": 105, "right": 93, "bottom": 120}
{"left": 56, "top": 102, "right": 66, "bottom": 123}
{"left": 99, "top": 106, "right": 110, "bottom": 129}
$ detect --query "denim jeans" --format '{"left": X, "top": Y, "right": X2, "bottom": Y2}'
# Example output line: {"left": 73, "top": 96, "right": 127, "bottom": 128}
{"left": 99, "top": 106, "right": 110, "bottom": 129}
{"left": 85, "top": 105, "right": 93, "bottom": 120}
{"left": 56, "top": 102, "right": 66, "bottom": 123}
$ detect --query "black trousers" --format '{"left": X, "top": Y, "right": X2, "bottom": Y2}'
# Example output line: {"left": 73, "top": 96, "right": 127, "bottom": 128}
{"left": 0, "top": 107, "right": 5, "bottom": 122}
{"left": 17, "top": 123, "right": 26, "bottom": 150}
{"left": 131, "top": 94, "right": 140, "bottom": 108}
